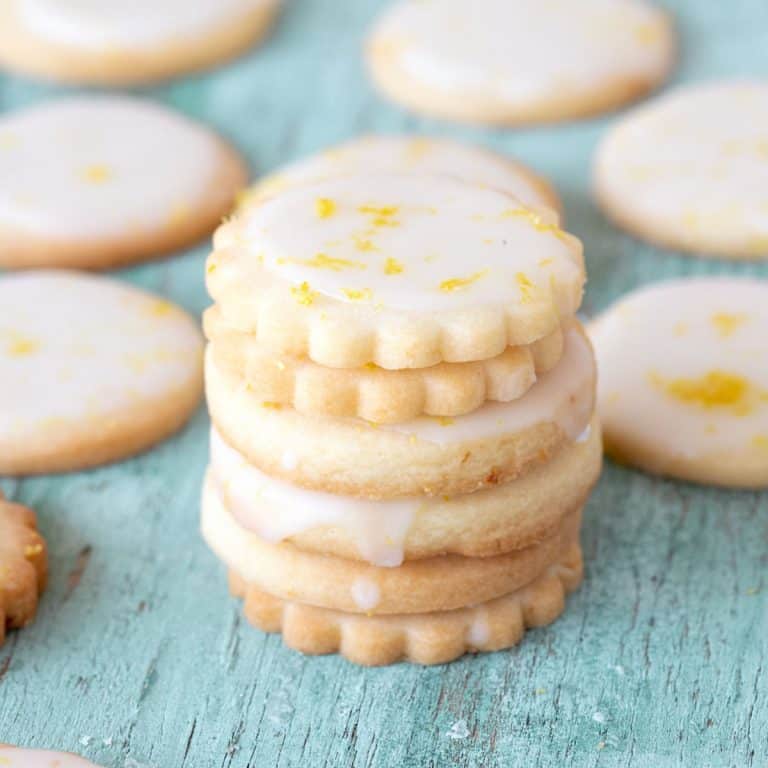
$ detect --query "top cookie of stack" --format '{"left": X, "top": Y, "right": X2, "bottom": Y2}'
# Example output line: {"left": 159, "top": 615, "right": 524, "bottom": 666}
{"left": 205, "top": 171, "right": 587, "bottom": 497}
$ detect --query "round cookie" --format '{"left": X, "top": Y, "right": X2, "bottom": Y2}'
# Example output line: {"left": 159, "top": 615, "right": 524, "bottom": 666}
{"left": 590, "top": 278, "right": 768, "bottom": 487}
{"left": 243, "top": 135, "right": 562, "bottom": 220}
{"left": 0, "top": 0, "right": 281, "bottom": 85}
{"left": 206, "top": 321, "right": 596, "bottom": 498}
{"left": 366, "top": 0, "right": 675, "bottom": 126}
{"left": 0, "top": 97, "right": 248, "bottom": 270}
{"left": 208, "top": 173, "right": 584, "bottom": 369}
{"left": 205, "top": 305, "right": 564, "bottom": 423}
{"left": 209, "top": 416, "right": 601, "bottom": 565}
{"left": 0, "top": 491, "right": 48, "bottom": 645}
{"left": 228, "top": 544, "right": 583, "bottom": 666}
{"left": 594, "top": 81, "right": 768, "bottom": 259}
{"left": 0, "top": 271, "right": 204, "bottom": 476}
{"left": 202, "top": 474, "right": 581, "bottom": 615}
{"left": 0, "top": 747, "right": 102, "bottom": 768}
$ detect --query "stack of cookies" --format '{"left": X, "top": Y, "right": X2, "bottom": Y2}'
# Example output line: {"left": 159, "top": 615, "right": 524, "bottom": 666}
{"left": 202, "top": 171, "right": 601, "bottom": 665}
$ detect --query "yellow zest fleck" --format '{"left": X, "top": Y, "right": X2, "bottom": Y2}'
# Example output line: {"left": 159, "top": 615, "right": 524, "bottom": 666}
{"left": 408, "top": 434, "right": 418, "bottom": 445}
{"left": 363, "top": 362, "right": 378, "bottom": 370}
{"left": 516, "top": 272, "right": 536, "bottom": 303}
{"left": 315, "top": 197, "right": 337, "bottom": 219}
{"left": 711, "top": 312, "right": 747, "bottom": 338}
{"left": 405, "top": 137, "right": 432, "bottom": 162}
{"left": 207, "top": 261, "right": 217, "bottom": 274}
{"left": 539, "top": 258, "right": 553, "bottom": 267}
{"left": 359, "top": 204, "right": 400, "bottom": 227}
{"left": 4, "top": 332, "right": 39, "bottom": 357}
{"left": 280, "top": 252, "right": 366, "bottom": 272}
{"left": 673, "top": 321, "right": 688, "bottom": 336}
{"left": 439, "top": 269, "right": 488, "bottom": 293}
{"left": 435, "top": 416, "right": 454, "bottom": 426}
{"left": 752, "top": 435, "right": 768, "bottom": 451}
{"left": 635, "top": 23, "right": 661, "bottom": 45}
{"left": 502, "top": 207, "right": 567, "bottom": 240}
{"left": 80, "top": 164, "right": 112, "bottom": 184}
{"left": 383, "top": 257, "right": 404, "bottom": 275}
{"left": 650, "top": 369, "right": 765, "bottom": 416}
{"left": 291, "top": 282, "right": 317, "bottom": 306}
{"left": 149, "top": 299, "right": 173, "bottom": 317}
{"left": 342, "top": 287, "right": 373, "bottom": 302}
{"left": 262, "top": 401, "right": 282, "bottom": 410}
{"left": 24, "top": 544, "right": 43, "bottom": 557}
{"left": 353, "top": 234, "right": 379, "bottom": 252}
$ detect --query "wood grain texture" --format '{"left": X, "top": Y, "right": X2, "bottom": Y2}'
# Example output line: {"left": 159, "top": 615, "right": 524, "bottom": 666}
{"left": 1, "top": 0, "right": 767, "bottom": 765}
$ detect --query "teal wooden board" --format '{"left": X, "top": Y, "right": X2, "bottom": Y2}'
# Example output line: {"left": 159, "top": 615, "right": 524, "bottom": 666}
{"left": 1, "top": 1, "right": 767, "bottom": 765}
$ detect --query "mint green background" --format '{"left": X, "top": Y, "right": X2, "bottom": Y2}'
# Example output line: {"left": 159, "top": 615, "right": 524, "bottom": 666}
{"left": 1, "top": 1, "right": 767, "bottom": 766}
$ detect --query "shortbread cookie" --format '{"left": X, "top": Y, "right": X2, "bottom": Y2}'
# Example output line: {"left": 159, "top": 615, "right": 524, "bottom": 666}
{"left": 595, "top": 81, "right": 768, "bottom": 259}
{"left": 0, "top": 272, "right": 204, "bottom": 475}
{"left": 0, "top": 0, "right": 281, "bottom": 85}
{"left": 0, "top": 747, "right": 102, "bottom": 768}
{"left": 0, "top": 97, "right": 247, "bottom": 270}
{"left": 208, "top": 173, "right": 584, "bottom": 369}
{"left": 206, "top": 306, "right": 564, "bottom": 422}
{"left": 207, "top": 321, "right": 595, "bottom": 498}
{"left": 228, "top": 543, "right": 583, "bottom": 665}
{"left": 0, "top": 492, "right": 48, "bottom": 645}
{"left": 590, "top": 278, "right": 768, "bottom": 487}
{"left": 243, "top": 135, "right": 562, "bottom": 219}
{"left": 202, "top": 475, "right": 581, "bottom": 614}
{"left": 366, "top": 0, "right": 674, "bottom": 126}
{"left": 210, "top": 416, "right": 601, "bottom": 565}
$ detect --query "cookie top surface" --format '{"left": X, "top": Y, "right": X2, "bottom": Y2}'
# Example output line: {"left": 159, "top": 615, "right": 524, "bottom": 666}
{"left": 18, "top": 0, "right": 272, "bottom": 48}
{"left": 0, "top": 96, "right": 229, "bottom": 241}
{"left": 590, "top": 278, "right": 768, "bottom": 487}
{"left": 249, "top": 135, "right": 561, "bottom": 218}
{"left": 369, "top": 0, "right": 673, "bottom": 117}
{"left": 595, "top": 81, "right": 768, "bottom": 258}
{"left": 0, "top": 747, "right": 100, "bottom": 768}
{"left": 0, "top": 271, "right": 203, "bottom": 461}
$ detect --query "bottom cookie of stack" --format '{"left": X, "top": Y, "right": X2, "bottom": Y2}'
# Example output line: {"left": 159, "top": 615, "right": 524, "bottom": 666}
{"left": 202, "top": 476, "right": 587, "bottom": 666}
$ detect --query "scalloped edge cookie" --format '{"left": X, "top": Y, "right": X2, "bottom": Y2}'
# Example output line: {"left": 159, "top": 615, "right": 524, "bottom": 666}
{"left": 0, "top": 492, "right": 48, "bottom": 646}
{"left": 205, "top": 305, "right": 564, "bottom": 423}
{"left": 0, "top": 0, "right": 281, "bottom": 85}
{"left": 227, "top": 542, "right": 582, "bottom": 665}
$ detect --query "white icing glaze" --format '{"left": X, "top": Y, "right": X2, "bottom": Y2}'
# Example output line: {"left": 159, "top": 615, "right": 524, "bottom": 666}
{"left": 386, "top": 325, "right": 594, "bottom": 444}
{"left": 210, "top": 429, "right": 415, "bottom": 567}
{"left": 372, "top": 0, "right": 671, "bottom": 106}
{"left": 596, "top": 81, "right": 768, "bottom": 254}
{"left": 0, "top": 97, "right": 221, "bottom": 240}
{"left": 253, "top": 135, "right": 558, "bottom": 216}
{"left": 0, "top": 271, "right": 203, "bottom": 443}
{"left": 591, "top": 278, "right": 768, "bottom": 461}
{"left": 19, "top": 0, "right": 272, "bottom": 49}
{"left": 350, "top": 578, "right": 381, "bottom": 612}
{"left": 241, "top": 172, "right": 582, "bottom": 312}
{"left": 0, "top": 746, "right": 100, "bottom": 768}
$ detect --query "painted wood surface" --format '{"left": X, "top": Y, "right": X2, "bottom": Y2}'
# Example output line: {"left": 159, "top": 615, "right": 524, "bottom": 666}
{"left": 1, "top": 1, "right": 766, "bottom": 765}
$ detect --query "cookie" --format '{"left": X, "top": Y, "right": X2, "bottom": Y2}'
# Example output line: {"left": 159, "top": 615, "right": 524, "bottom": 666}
{"left": 0, "top": 0, "right": 281, "bottom": 85}
{"left": 590, "top": 278, "right": 768, "bottom": 487}
{"left": 228, "top": 543, "right": 583, "bottom": 666}
{"left": 209, "top": 415, "right": 601, "bottom": 565}
{"left": 207, "top": 173, "right": 584, "bottom": 369}
{"left": 243, "top": 135, "right": 562, "bottom": 220}
{"left": 202, "top": 473, "right": 581, "bottom": 614}
{"left": 0, "top": 491, "right": 48, "bottom": 645}
{"left": 206, "top": 321, "right": 596, "bottom": 498}
{"left": 594, "top": 81, "right": 768, "bottom": 259}
{"left": 0, "top": 747, "right": 101, "bottom": 768}
{"left": 0, "top": 271, "right": 204, "bottom": 476}
{"left": 205, "top": 305, "right": 564, "bottom": 423}
{"left": 0, "top": 97, "right": 248, "bottom": 270}
{"left": 366, "top": 0, "right": 674, "bottom": 126}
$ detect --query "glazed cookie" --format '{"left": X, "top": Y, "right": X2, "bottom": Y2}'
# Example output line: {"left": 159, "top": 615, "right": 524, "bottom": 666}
{"left": 0, "top": 491, "right": 48, "bottom": 645}
{"left": 209, "top": 416, "right": 601, "bottom": 565}
{"left": 202, "top": 474, "right": 581, "bottom": 615}
{"left": 207, "top": 322, "right": 596, "bottom": 498}
{"left": 366, "top": 0, "right": 674, "bottom": 126}
{"left": 590, "top": 278, "right": 768, "bottom": 487}
{"left": 205, "top": 305, "right": 564, "bottom": 423}
{"left": 243, "top": 135, "right": 562, "bottom": 220}
{"left": 228, "top": 544, "right": 583, "bottom": 666}
{"left": 0, "top": 271, "right": 204, "bottom": 476}
{"left": 0, "top": 747, "right": 102, "bottom": 768}
{"left": 595, "top": 81, "right": 768, "bottom": 259}
{"left": 0, "top": 97, "right": 247, "bottom": 270}
{"left": 0, "top": 0, "right": 281, "bottom": 85}
{"left": 208, "top": 173, "right": 584, "bottom": 369}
